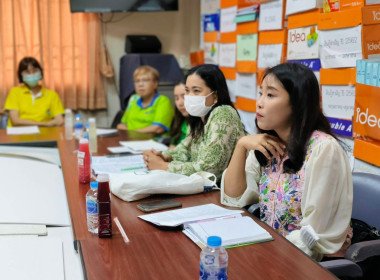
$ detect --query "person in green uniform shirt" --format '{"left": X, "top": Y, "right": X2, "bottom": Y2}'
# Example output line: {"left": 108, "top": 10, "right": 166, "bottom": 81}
{"left": 143, "top": 64, "right": 246, "bottom": 182}
{"left": 169, "top": 80, "right": 188, "bottom": 149}
{"left": 117, "top": 65, "right": 174, "bottom": 135}
{"left": 4, "top": 57, "right": 65, "bottom": 127}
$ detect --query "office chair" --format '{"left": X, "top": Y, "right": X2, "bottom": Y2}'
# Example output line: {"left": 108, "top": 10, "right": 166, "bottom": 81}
{"left": 0, "top": 114, "right": 8, "bottom": 129}
{"left": 344, "top": 172, "right": 380, "bottom": 280}
{"left": 111, "top": 110, "right": 124, "bottom": 128}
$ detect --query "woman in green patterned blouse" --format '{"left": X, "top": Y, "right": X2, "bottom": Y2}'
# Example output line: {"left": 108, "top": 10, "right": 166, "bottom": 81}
{"left": 143, "top": 64, "right": 246, "bottom": 181}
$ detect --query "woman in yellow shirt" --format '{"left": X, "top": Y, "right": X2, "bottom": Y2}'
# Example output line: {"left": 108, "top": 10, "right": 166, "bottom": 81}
{"left": 4, "top": 57, "right": 65, "bottom": 127}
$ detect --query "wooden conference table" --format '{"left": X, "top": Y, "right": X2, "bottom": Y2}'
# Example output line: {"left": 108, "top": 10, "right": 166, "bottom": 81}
{"left": 0, "top": 127, "right": 337, "bottom": 280}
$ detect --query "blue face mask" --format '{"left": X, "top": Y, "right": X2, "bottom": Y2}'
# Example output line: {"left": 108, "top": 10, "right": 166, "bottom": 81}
{"left": 23, "top": 72, "right": 42, "bottom": 87}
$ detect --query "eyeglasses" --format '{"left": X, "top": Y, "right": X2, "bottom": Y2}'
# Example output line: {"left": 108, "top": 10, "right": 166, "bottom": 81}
{"left": 134, "top": 78, "right": 152, "bottom": 84}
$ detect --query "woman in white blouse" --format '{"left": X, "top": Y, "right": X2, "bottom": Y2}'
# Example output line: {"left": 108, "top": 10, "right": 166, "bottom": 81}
{"left": 221, "top": 63, "right": 353, "bottom": 261}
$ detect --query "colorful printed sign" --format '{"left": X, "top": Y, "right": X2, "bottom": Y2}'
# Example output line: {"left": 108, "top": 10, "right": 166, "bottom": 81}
{"left": 287, "top": 26, "right": 319, "bottom": 60}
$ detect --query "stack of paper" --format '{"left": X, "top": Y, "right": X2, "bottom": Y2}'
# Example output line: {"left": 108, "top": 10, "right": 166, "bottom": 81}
{"left": 92, "top": 155, "right": 147, "bottom": 174}
{"left": 183, "top": 216, "right": 273, "bottom": 248}
{"left": 6, "top": 126, "right": 40, "bottom": 135}
{"left": 119, "top": 139, "right": 168, "bottom": 152}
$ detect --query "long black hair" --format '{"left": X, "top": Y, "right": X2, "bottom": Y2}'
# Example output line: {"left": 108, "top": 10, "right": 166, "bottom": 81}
{"left": 186, "top": 64, "right": 237, "bottom": 140}
{"left": 170, "top": 80, "right": 187, "bottom": 144}
{"left": 255, "top": 63, "right": 335, "bottom": 173}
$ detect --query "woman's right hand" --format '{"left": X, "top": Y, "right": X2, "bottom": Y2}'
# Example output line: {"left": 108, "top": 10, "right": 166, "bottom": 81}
{"left": 143, "top": 149, "right": 170, "bottom": 162}
{"left": 238, "top": 134, "right": 286, "bottom": 161}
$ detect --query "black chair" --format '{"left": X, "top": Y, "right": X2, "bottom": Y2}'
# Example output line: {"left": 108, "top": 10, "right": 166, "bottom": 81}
{"left": 111, "top": 110, "right": 124, "bottom": 128}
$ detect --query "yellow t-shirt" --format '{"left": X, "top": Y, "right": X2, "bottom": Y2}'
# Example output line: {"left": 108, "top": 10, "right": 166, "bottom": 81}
{"left": 4, "top": 85, "right": 65, "bottom": 127}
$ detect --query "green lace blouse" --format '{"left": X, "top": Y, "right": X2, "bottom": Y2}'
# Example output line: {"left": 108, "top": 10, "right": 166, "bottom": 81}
{"left": 162, "top": 105, "right": 246, "bottom": 181}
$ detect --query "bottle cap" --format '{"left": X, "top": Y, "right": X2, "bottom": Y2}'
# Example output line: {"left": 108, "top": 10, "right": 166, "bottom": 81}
{"left": 65, "top": 108, "right": 72, "bottom": 113}
{"left": 89, "top": 117, "right": 96, "bottom": 123}
{"left": 90, "top": 181, "right": 98, "bottom": 189}
{"left": 97, "top": 173, "right": 109, "bottom": 182}
{"left": 76, "top": 114, "right": 81, "bottom": 118}
{"left": 79, "top": 138, "right": 89, "bottom": 144}
{"left": 85, "top": 123, "right": 90, "bottom": 128}
{"left": 207, "top": 236, "right": 222, "bottom": 247}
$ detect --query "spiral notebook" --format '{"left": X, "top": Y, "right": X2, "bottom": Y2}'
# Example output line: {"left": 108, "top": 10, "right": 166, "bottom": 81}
{"left": 183, "top": 215, "right": 273, "bottom": 249}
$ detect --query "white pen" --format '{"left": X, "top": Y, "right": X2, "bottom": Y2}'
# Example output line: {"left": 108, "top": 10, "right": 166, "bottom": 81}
{"left": 114, "top": 217, "right": 130, "bottom": 244}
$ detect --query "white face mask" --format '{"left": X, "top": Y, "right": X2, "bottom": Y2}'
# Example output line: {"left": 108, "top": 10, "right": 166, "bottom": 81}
{"left": 184, "top": 91, "right": 216, "bottom": 117}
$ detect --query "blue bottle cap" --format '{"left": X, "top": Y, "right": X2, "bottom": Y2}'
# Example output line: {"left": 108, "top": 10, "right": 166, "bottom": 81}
{"left": 76, "top": 114, "right": 81, "bottom": 118}
{"left": 90, "top": 181, "right": 98, "bottom": 189}
{"left": 85, "top": 123, "right": 90, "bottom": 128}
{"left": 207, "top": 236, "right": 222, "bottom": 247}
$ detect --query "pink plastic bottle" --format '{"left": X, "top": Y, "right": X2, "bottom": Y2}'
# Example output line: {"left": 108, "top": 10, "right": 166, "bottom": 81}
{"left": 97, "top": 174, "right": 112, "bottom": 238}
{"left": 78, "top": 138, "right": 91, "bottom": 184}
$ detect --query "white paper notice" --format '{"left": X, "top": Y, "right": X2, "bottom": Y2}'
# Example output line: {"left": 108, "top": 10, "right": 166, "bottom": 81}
{"left": 236, "top": 73, "right": 257, "bottom": 100}
{"left": 286, "top": 0, "right": 317, "bottom": 16}
{"left": 201, "top": 0, "right": 220, "bottom": 14}
{"left": 319, "top": 26, "right": 363, "bottom": 69}
{"left": 220, "top": 6, "right": 237, "bottom": 33}
{"left": 287, "top": 26, "right": 319, "bottom": 60}
{"left": 322, "top": 85, "right": 356, "bottom": 119}
{"left": 204, "top": 42, "right": 219, "bottom": 64}
{"left": 238, "top": 110, "right": 257, "bottom": 135}
{"left": 259, "top": 0, "right": 284, "bottom": 31}
{"left": 226, "top": 79, "right": 237, "bottom": 103}
{"left": 219, "top": 43, "right": 236, "bottom": 67}
{"left": 258, "top": 44, "right": 283, "bottom": 69}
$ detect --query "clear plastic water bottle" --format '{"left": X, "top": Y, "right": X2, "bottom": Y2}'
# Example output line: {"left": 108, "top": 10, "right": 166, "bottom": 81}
{"left": 88, "top": 118, "right": 98, "bottom": 154}
{"left": 86, "top": 181, "right": 98, "bottom": 234}
{"left": 65, "top": 109, "right": 73, "bottom": 140}
{"left": 83, "top": 123, "right": 90, "bottom": 140}
{"left": 74, "top": 114, "right": 84, "bottom": 139}
{"left": 200, "top": 236, "right": 228, "bottom": 280}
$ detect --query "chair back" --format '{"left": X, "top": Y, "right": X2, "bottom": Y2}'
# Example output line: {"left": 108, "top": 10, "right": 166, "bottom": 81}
{"left": 352, "top": 172, "right": 380, "bottom": 230}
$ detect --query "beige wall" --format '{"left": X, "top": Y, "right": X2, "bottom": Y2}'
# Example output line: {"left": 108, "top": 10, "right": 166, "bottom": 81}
{"left": 99, "top": 0, "right": 200, "bottom": 127}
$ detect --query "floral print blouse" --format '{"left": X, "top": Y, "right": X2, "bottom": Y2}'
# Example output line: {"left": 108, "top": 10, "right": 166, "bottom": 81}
{"left": 221, "top": 130, "right": 353, "bottom": 261}
{"left": 163, "top": 105, "right": 245, "bottom": 181}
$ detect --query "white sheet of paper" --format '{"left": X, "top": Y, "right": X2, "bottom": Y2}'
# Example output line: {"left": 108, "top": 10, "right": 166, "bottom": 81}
{"left": 322, "top": 85, "right": 356, "bottom": 119}
{"left": 92, "top": 155, "right": 146, "bottom": 174}
{"left": 0, "top": 224, "right": 47, "bottom": 236}
{"left": 6, "top": 126, "right": 40, "bottom": 135}
{"left": 119, "top": 139, "right": 168, "bottom": 152}
{"left": 0, "top": 156, "right": 71, "bottom": 226}
{"left": 96, "top": 128, "right": 118, "bottom": 136}
{"left": 220, "top": 6, "right": 237, "bottom": 33}
{"left": 0, "top": 237, "right": 64, "bottom": 280}
{"left": 219, "top": 43, "right": 236, "bottom": 67}
{"left": 319, "top": 25, "right": 363, "bottom": 69}
{"left": 201, "top": 0, "right": 220, "bottom": 14}
{"left": 107, "top": 146, "right": 138, "bottom": 154}
{"left": 226, "top": 79, "right": 237, "bottom": 103}
{"left": 204, "top": 42, "right": 219, "bottom": 64}
{"left": 286, "top": 0, "right": 317, "bottom": 16}
{"left": 259, "top": 0, "right": 283, "bottom": 31}
{"left": 236, "top": 73, "right": 257, "bottom": 100}
{"left": 287, "top": 26, "right": 319, "bottom": 60}
{"left": 139, "top": 203, "right": 243, "bottom": 227}
{"left": 258, "top": 44, "right": 283, "bottom": 69}
{"left": 0, "top": 146, "right": 61, "bottom": 165}
{"left": 238, "top": 110, "right": 257, "bottom": 135}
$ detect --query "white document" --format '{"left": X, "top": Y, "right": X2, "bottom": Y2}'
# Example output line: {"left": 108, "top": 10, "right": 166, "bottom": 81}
{"left": 236, "top": 73, "right": 257, "bottom": 100}
{"left": 226, "top": 79, "right": 237, "bottom": 103}
{"left": 0, "top": 156, "right": 71, "bottom": 226}
{"left": 219, "top": 43, "right": 236, "bottom": 67}
{"left": 6, "top": 126, "right": 40, "bottom": 135}
{"left": 183, "top": 216, "right": 273, "bottom": 248}
{"left": 238, "top": 110, "right": 256, "bottom": 135}
{"left": 204, "top": 42, "right": 219, "bottom": 65}
{"left": 92, "top": 155, "right": 146, "bottom": 174}
{"left": 0, "top": 146, "right": 61, "bottom": 165}
{"left": 107, "top": 146, "right": 138, "bottom": 154}
{"left": 319, "top": 26, "right": 363, "bottom": 69}
{"left": 0, "top": 224, "right": 47, "bottom": 236}
{"left": 220, "top": 6, "right": 237, "bottom": 33}
{"left": 119, "top": 139, "right": 168, "bottom": 152}
{"left": 0, "top": 237, "right": 64, "bottom": 280}
{"left": 322, "top": 85, "right": 356, "bottom": 119}
{"left": 259, "top": 0, "right": 283, "bottom": 31}
{"left": 201, "top": 0, "right": 220, "bottom": 14}
{"left": 287, "top": 26, "right": 319, "bottom": 60}
{"left": 286, "top": 0, "right": 317, "bottom": 16}
{"left": 96, "top": 128, "right": 118, "bottom": 136}
{"left": 139, "top": 203, "right": 244, "bottom": 227}
{"left": 258, "top": 44, "right": 283, "bottom": 69}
